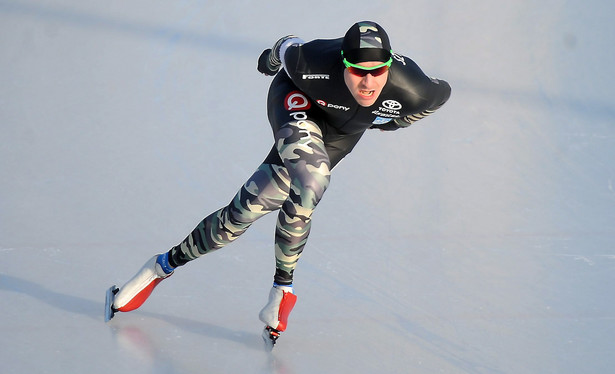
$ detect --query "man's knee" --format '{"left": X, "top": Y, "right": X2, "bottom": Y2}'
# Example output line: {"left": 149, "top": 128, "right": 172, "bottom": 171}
{"left": 297, "top": 173, "right": 330, "bottom": 206}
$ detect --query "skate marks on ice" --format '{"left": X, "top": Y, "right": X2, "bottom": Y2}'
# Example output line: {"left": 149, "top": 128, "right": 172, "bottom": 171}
{"left": 106, "top": 322, "right": 178, "bottom": 373}
{"left": 0, "top": 1, "right": 256, "bottom": 55}
{"left": 555, "top": 253, "right": 615, "bottom": 266}
{"left": 0, "top": 273, "right": 102, "bottom": 319}
{"left": 0, "top": 273, "right": 263, "bottom": 348}
{"left": 108, "top": 314, "right": 295, "bottom": 374}
{"left": 112, "top": 311, "right": 265, "bottom": 350}
{"left": 391, "top": 312, "right": 504, "bottom": 374}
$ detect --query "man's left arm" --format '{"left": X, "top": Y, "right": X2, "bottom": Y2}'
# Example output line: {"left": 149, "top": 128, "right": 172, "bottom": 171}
{"left": 394, "top": 77, "right": 451, "bottom": 128}
{"left": 371, "top": 76, "right": 451, "bottom": 131}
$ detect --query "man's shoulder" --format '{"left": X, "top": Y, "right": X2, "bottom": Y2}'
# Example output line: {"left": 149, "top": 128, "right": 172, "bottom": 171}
{"left": 386, "top": 54, "right": 433, "bottom": 94}
{"left": 285, "top": 38, "right": 343, "bottom": 72}
{"left": 384, "top": 54, "right": 451, "bottom": 113}
{"left": 301, "top": 37, "right": 344, "bottom": 54}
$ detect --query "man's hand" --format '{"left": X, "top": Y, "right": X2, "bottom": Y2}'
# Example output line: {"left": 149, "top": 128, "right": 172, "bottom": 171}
{"left": 369, "top": 122, "right": 401, "bottom": 131}
{"left": 257, "top": 48, "right": 280, "bottom": 76}
{"left": 257, "top": 35, "right": 299, "bottom": 76}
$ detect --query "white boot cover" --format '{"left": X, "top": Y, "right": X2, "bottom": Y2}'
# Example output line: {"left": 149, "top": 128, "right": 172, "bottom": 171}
{"left": 259, "top": 285, "right": 297, "bottom": 331}
{"left": 113, "top": 255, "right": 173, "bottom": 312}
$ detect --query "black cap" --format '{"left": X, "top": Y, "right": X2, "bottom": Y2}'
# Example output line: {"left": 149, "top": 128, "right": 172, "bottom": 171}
{"left": 341, "top": 21, "right": 392, "bottom": 63}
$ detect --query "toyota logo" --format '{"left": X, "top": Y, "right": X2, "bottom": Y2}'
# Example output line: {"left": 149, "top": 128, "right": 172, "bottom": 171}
{"left": 382, "top": 100, "right": 402, "bottom": 110}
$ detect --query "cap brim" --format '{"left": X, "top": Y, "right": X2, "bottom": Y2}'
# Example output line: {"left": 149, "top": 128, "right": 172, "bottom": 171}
{"left": 344, "top": 48, "right": 391, "bottom": 63}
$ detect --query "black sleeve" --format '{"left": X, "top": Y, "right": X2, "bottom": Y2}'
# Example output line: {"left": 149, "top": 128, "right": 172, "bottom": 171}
{"left": 385, "top": 57, "right": 452, "bottom": 129}
{"left": 396, "top": 57, "right": 451, "bottom": 113}
{"left": 281, "top": 39, "right": 344, "bottom": 88}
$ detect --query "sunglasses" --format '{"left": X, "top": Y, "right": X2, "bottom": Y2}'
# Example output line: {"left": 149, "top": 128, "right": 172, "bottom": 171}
{"left": 342, "top": 52, "right": 392, "bottom": 77}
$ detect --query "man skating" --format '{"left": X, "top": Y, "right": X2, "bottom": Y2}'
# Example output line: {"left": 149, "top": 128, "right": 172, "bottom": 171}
{"left": 106, "top": 21, "right": 451, "bottom": 348}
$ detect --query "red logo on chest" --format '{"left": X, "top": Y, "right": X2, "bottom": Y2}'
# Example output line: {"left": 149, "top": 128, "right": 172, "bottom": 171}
{"left": 284, "top": 91, "right": 311, "bottom": 111}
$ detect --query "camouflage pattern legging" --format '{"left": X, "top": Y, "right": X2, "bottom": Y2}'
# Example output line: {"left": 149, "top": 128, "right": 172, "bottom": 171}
{"left": 167, "top": 118, "right": 331, "bottom": 285}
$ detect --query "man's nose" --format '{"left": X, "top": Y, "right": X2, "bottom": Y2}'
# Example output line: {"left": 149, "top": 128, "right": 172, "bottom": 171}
{"left": 361, "top": 73, "right": 375, "bottom": 83}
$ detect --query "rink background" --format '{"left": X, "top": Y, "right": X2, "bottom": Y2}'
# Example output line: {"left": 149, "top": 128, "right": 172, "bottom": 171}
{"left": 1, "top": 1, "right": 614, "bottom": 373}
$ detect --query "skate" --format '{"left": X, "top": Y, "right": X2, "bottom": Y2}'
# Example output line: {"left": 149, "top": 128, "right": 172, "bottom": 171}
{"left": 104, "top": 285, "right": 119, "bottom": 322}
{"left": 259, "top": 283, "right": 297, "bottom": 350}
{"left": 261, "top": 326, "right": 282, "bottom": 350}
{"left": 104, "top": 253, "right": 174, "bottom": 321}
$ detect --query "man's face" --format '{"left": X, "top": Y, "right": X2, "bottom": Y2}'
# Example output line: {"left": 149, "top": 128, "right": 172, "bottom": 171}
{"left": 343, "top": 61, "right": 389, "bottom": 107}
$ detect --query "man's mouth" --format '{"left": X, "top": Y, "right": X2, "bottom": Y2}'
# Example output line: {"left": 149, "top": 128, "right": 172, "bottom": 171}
{"left": 359, "top": 89, "right": 375, "bottom": 98}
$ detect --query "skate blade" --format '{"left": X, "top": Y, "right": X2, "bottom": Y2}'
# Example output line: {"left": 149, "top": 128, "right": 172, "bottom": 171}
{"left": 262, "top": 326, "right": 280, "bottom": 351}
{"left": 105, "top": 285, "right": 119, "bottom": 322}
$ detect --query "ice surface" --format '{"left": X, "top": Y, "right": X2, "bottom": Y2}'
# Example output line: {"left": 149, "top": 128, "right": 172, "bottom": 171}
{"left": 1, "top": 1, "right": 614, "bottom": 373}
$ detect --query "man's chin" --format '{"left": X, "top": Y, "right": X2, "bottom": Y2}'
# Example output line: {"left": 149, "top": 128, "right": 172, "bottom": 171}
{"left": 355, "top": 95, "right": 378, "bottom": 107}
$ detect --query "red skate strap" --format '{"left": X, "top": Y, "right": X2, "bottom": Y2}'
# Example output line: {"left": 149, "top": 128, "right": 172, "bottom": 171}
{"left": 276, "top": 291, "right": 297, "bottom": 332}
{"left": 117, "top": 278, "right": 164, "bottom": 312}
